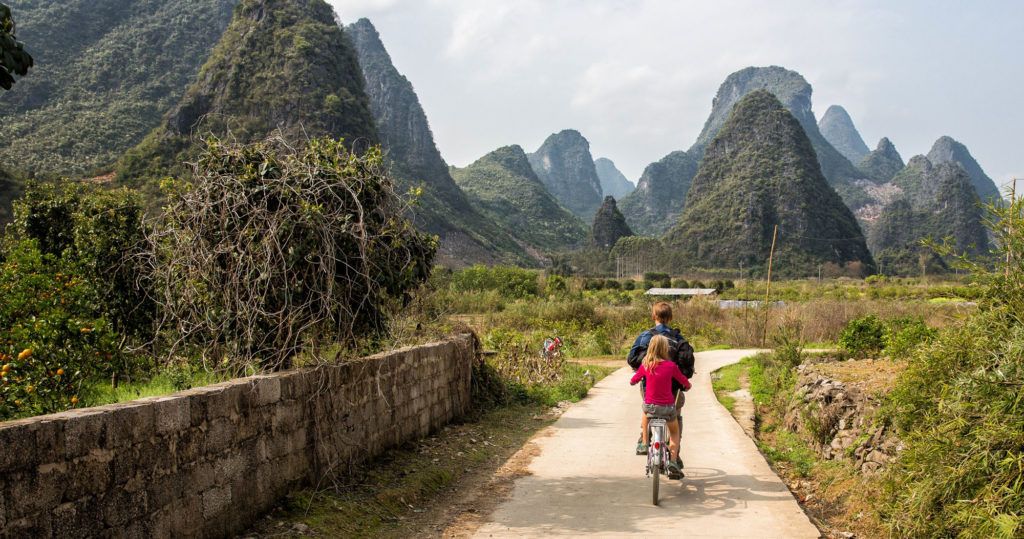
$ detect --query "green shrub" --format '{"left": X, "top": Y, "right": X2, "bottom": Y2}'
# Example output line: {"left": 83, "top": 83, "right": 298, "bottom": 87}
{"left": 672, "top": 278, "right": 689, "bottom": 288}
{"left": 622, "top": 279, "right": 635, "bottom": 291}
{"left": 883, "top": 316, "right": 937, "bottom": 358}
{"left": 838, "top": 315, "right": 885, "bottom": 358}
{"left": 604, "top": 279, "right": 621, "bottom": 290}
{"left": 544, "top": 274, "right": 568, "bottom": 295}
{"left": 452, "top": 265, "right": 539, "bottom": 298}
{"left": 643, "top": 272, "right": 669, "bottom": 282}
{"left": 0, "top": 241, "right": 121, "bottom": 419}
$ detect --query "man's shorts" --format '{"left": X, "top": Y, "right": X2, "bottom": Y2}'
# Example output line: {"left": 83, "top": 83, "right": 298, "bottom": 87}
{"left": 643, "top": 403, "right": 678, "bottom": 420}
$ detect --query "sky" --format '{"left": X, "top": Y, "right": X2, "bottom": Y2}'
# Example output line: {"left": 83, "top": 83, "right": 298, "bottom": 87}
{"left": 328, "top": 0, "right": 1023, "bottom": 189}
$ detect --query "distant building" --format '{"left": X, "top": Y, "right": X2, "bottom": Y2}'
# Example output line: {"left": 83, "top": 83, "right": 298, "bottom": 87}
{"left": 644, "top": 288, "right": 718, "bottom": 297}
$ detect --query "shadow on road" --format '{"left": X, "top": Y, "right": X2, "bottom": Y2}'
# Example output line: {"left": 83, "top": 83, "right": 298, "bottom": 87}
{"left": 491, "top": 467, "right": 796, "bottom": 534}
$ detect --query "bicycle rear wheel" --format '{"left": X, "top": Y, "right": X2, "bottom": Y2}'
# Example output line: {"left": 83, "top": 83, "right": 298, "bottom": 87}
{"left": 651, "top": 464, "right": 660, "bottom": 505}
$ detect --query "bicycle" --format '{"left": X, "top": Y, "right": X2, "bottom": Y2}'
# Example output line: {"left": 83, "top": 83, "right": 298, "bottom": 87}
{"left": 645, "top": 417, "right": 671, "bottom": 505}
{"left": 541, "top": 336, "right": 562, "bottom": 361}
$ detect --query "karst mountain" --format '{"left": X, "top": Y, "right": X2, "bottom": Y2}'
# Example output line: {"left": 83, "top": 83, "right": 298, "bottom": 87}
{"left": 116, "top": 0, "right": 378, "bottom": 190}
{"left": 858, "top": 138, "right": 905, "bottom": 184}
{"left": 926, "top": 136, "right": 1002, "bottom": 202}
{"left": 618, "top": 150, "right": 699, "bottom": 236}
{"left": 594, "top": 158, "right": 634, "bottom": 199}
{"left": 0, "top": 0, "right": 237, "bottom": 177}
{"left": 688, "top": 66, "right": 872, "bottom": 209}
{"left": 870, "top": 156, "right": 989, "bottom": 274}
{"left": 528, "top": 130, "right": 605, "bottom": 219}
{"left": 591, "top": 196, "right": 634, "bottom": 249}
{"left": 818, "top": 105, "right": 870, "bottom": 164}
{"left": 346, "top": 18, "right": 534, "bottom": 266}
{"left": 452, "top": 145, "right": 587, "bottom": 252}
{"left": 667, "top": 90, "right": 874, "bottom": 275}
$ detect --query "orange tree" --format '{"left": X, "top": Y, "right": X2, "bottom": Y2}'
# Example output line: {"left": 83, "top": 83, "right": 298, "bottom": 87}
{"left": 0, "top": 241, "right": 119, "bottom": 419}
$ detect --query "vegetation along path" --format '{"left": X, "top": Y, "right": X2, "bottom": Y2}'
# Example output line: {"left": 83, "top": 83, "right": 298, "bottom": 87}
{"left": 472, "top": 350, "right": 820, "bottom": 538}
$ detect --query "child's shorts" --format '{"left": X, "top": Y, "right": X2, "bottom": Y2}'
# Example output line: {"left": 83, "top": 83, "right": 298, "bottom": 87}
{"left": 643, "top": 403, "right": 678, "bottom": 419}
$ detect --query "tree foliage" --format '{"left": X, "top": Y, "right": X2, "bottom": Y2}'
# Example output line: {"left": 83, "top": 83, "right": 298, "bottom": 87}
{"left": 0, "top": 3, "right": 32, "bottom": 91}
{"left": 150, "top": 136, "right": 436, "bottom": 370}
{"left": 8, "top": 182, "right": 154, "bottom": 339}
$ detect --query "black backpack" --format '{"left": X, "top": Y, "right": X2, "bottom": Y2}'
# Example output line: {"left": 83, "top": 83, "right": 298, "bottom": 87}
{"left": 627, "top": 326, "right": 696, "bottom": 379}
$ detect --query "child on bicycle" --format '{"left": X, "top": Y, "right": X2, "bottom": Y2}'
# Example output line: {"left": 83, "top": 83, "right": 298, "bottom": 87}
{"left": 629, "top": 334, "right": 691, "bottom": 478}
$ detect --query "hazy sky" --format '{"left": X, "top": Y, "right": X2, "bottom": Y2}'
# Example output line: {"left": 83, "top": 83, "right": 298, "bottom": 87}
{"left": 329, "top": 0, "right": 1022, "bottom": 189}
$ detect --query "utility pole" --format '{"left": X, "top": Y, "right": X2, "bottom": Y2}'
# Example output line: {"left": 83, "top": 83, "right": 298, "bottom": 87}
{"left": 1008, "top": 179, "right": 1017, "bottom": 279}
{"left": 761, "top": 224, "right": 779, "bottom": 348}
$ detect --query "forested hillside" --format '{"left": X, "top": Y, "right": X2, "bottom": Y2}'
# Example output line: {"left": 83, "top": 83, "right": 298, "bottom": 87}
{"left": 618, "top": 150, "right": 698, "bottom": 236}
{"left": 452, "top": 145, "right": 587, "bottom": 252}
{"left": 870, "top": 157, "right": 989, "bottom": 274}
{"left": 668, "top": 90, "right": 873, "bottom": 275}
{"left": 927, "top": 136, "right": 1002, "bottom": 202}
{"left": 0, "top": 0, "right": 236, "bottom": 177}
{"left": 116, "top": 0, "right": 377, "bottom": 192}
{"left": 858, "top": 137, "right": 904, "bottom": 184}
{"left": 689, "top": 66, "right": 873, "bottom": 209}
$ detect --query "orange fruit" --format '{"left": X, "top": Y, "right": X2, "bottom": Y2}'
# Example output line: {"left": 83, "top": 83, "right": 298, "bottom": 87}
{"left": 17, "top": 349, "right": 31, "bottom": 360}
{"left": 56, "top": 368, "right": 64, "bottom": 376}
{"left": 70, "top": 396, "right": 78, "bottom": 405}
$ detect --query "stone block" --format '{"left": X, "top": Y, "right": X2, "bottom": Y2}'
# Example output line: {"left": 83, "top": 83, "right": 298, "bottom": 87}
{"left": 105, "top": 402, "right": 155, "bottom": 448}
{"left": 62, "top": 408, "right": 108, "bottom": 459}
{"left": 201, "top": 485, "right": 232, "bottom": 519}
{"left": 204, "top": 416, "right": 238, "bottom": 454}
{"left": 102, "top": 487, "right": 147, "bottom": 528}
{"left": 249, "top": 376, "right": 282, "bottom": 406}
{"left": 153, "top": 398, "right": 190, "bottom": 434}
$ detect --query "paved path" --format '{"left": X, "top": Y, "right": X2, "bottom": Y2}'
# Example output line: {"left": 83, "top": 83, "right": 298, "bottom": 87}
{"left": 474, "top": 350, "right": 820, "bottom": 538}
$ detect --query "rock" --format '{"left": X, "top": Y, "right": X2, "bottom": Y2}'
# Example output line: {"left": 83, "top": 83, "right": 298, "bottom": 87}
{"left": 590, "top": 196, "right": 633, "bottom": 249}
{"left": 926, "top": 135, "right": 1002, "bottom": 202}
{"left": 819, "top": 105, "right": 870, "bottom": 164}
{"left": 594, "top": 158, "right": 634, "bottom": 199}
{"left": 618, "top": 150, "right": 699, "bottom": 236}
{"left": 528, "top": 130, "right": 604, "bottom": 219}
{"left": 347, "top": 18, "right": 535, "bottom": 266}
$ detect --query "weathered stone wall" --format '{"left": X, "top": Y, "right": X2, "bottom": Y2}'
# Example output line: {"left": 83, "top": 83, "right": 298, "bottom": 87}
{"left": 783, "top": 366, "right": 901, "bottom": 474}
{"left": 0, "top": 335, "right": 476, "bottom": 538}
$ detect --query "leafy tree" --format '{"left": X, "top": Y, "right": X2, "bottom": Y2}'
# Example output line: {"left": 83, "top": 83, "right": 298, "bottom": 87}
{"left": 8, "top": 182, "right": 155, "bottom": 340}
{"left": 151, "top": 136, "right": 436, "bottom": 370}
{"left": 0, "top": 240, "right": 120, "bottom": 419}
{"left": 0, "top": 3, "right": 33, "bottom": 90}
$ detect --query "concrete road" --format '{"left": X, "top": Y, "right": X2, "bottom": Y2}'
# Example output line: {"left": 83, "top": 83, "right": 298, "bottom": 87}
{"left": 473, "top": 349, "right": 821, "bottom": 538}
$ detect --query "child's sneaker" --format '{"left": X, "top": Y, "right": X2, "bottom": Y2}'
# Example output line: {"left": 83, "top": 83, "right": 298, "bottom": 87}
{"left": 667, "top": 460, "right": 684, "bottom": 479}
{"left": 636, "top": 442, "right": 648, "bottom": 455}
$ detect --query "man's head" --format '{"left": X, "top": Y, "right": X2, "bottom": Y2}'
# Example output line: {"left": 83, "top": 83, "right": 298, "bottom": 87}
{"left": 652, "top": 301, "right": 672, "bottom": 325}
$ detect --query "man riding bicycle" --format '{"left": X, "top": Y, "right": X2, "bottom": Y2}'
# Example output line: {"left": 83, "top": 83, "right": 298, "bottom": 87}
{"left": 626, "top": 301, "right": 695, "bottom": 478}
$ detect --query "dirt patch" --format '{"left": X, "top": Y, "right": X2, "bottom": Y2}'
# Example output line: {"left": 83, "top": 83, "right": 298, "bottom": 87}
{"left": 727, "top": 372, "right": 756, "bottom": 438}
{"left": 804, "top": 358, "right": 904, "bottom": 396}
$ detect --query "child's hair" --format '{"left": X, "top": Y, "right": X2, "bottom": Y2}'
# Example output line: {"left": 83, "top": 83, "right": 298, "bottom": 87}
{"left": 652, "top": 302, "right": 673, "bottom": 323}
{"left": 643, "top": 334, "right": 669, "bottom": 372}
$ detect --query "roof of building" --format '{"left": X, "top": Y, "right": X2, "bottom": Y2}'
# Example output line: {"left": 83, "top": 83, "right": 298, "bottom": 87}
{"left": 644, "top": 288, "right": 718, "bottom": 296}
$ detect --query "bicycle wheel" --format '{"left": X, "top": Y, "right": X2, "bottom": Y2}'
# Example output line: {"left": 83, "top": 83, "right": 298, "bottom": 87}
{"left": 652, "top": 462, "right": 660, "bottom": 505}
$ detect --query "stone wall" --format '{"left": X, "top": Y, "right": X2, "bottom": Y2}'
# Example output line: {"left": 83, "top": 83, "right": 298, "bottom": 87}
{"left": 783, "top": 365, "right": 901, "bottom": 474}
{"left": 0, "top": 335, "right": 476, "bottom": 538}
